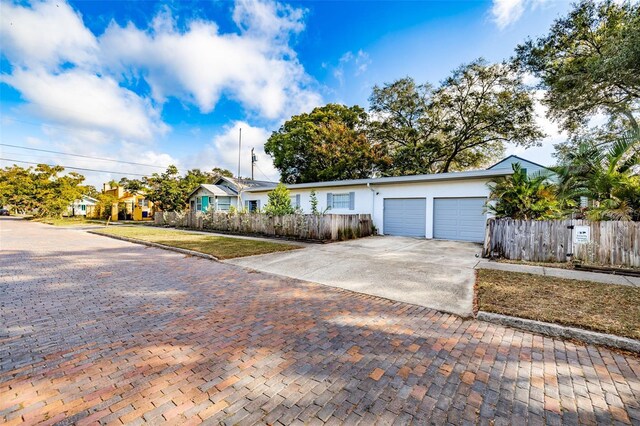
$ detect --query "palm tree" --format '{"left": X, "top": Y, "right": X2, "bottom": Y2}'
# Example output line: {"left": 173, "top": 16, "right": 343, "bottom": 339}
{"left": 555, "top": 131, "right": 640, "bottom": 220}
{"left": 487, "top": 163, "right": 563, "bottom": 220}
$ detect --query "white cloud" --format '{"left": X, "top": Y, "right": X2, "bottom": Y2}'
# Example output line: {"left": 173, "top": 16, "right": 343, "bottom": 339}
{"left": 332, "top": 50, "right": 371, "bottom": 86}
{"left": 186, "top": 121, "right": 279, "bottom": 181}
{"left": 1, "top": 0, "right": 321, "bottom": 186}
{"left": 0, "top": 0, "right": 97, "bottom": 69}
{"left": 99, "top": 2, "right": 321, "bottom": 119}
{"left": 2, "top": 69, "right": 167, "bottom": 141}
{"left": 232, "top": 0, "right": 305, "bottom": 41}
{"left": 491, "top": 0, "right": 549, "bottom": 29}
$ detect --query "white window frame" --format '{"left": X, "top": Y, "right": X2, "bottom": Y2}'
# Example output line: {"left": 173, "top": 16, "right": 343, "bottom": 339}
{"left": 331, "top": 193, "right": 351, "bottom": 209}
{"left": 217, "top": 196, "right": 232, "bottom": 211}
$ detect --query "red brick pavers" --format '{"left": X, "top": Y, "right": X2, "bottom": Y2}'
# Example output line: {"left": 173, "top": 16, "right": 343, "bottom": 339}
{"left": 1, "top": 217, "right": 639, "bottom": 425}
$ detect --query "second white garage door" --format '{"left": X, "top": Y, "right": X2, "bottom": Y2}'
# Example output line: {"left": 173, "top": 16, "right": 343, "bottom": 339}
{"left": 433, "top": 197, "right": 487, "bottom": 243}
{"left": 383, "top": 198, "right": 426, "bottom": 237}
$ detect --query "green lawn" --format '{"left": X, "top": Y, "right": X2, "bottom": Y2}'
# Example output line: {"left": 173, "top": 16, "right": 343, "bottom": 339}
{"left": 32, "top": 217, "right": 108, "bottom": 226}
{"left": 477, "top": 269, "right": 640, "bottom": 340}
{"left": 93, "top": 226, "right": 302, "bottom": 260}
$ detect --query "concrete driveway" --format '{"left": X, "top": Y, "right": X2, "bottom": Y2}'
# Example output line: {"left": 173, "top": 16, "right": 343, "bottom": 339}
{"left": 226, "top": 236, "right": 483, "bottom": 317}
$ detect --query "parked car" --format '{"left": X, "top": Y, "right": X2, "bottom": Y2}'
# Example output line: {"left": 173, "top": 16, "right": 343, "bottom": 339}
{"left": 0, "top": 209, "right": 10, "bottom": 216}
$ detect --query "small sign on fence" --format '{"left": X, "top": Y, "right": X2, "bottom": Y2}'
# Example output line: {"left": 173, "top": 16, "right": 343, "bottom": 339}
{"left": 573, "top": 225, "right": 590, "bottom": 244}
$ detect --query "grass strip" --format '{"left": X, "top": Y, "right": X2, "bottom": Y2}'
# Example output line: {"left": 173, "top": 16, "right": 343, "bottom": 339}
{"left": 477, "top": 269, "right": 640, "bottom": 340}
{"left": 94, "top": 226, "right": 301, "bottom": 260}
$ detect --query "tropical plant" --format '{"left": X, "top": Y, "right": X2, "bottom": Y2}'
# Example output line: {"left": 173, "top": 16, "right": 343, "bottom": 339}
{"left": 263, "top": 183, "right": 295, "bottom": 216}
{"left": 487, "top": 164, "right": 563, "bottom": 220}
{"left": 554, "top": 131, "right": 640, "bottom": 220}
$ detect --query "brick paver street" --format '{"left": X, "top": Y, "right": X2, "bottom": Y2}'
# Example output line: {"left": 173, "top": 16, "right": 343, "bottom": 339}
{"left": 1, "top": 218, "right": 639, "bottom": 425}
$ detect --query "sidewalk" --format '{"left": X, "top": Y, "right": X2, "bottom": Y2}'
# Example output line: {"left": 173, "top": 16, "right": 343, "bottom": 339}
{"left": 475, "top": 259, "right": 640, "bottom": 287}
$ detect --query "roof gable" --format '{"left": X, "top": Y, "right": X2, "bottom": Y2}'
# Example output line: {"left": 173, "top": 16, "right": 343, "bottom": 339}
{"left": 487, "top": 155, "right": 550, "bottom": 171}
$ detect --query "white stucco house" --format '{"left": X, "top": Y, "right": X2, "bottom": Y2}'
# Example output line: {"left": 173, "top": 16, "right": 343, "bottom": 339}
{"left": 186, "top": 156, "right": 560, "bottom": 243}
{"left": 67, "top": 195, "right": 98, "bottom": 216}
{"left": 241, "top": 169, "right": 514, "bottom": 243}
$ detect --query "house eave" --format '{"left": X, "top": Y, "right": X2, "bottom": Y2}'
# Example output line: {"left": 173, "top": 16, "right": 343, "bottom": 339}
{"left": 243, "top": 169, "right": 513, "bottom": 193}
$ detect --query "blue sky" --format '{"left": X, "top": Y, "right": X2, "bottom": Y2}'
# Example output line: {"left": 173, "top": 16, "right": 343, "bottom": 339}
{"left": 0, "top": 0, "right": 573, "bottom": 186}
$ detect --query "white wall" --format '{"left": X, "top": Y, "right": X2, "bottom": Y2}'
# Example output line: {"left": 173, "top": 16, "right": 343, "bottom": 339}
{"left": 371, "top": 179, "right": 491, "bottom": 238}
{"left": 243, "top": 178, "right": 493, "bottom": 238}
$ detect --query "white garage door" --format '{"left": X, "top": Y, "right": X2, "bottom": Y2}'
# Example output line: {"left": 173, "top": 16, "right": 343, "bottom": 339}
{"left": 433, "top": 197, "right": 487, "bottom": 243}
{"left": 383, "top": 198, "right": 426, "bottom": 237}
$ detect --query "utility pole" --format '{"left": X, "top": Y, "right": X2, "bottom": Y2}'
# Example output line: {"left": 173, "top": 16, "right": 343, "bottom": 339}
{"left": 237, "top": 128, "right": 242, "bottom": 180}
{"left": 251, "top": 148, "right": 256, "bottom": 180}
{"left": 237, "top": 128, "right": 242, "bottom": 209}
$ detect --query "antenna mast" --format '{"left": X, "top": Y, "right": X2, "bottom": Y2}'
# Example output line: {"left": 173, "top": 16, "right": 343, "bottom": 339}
{"left": 237, "top": 128, "right": 242, "bottom": 180}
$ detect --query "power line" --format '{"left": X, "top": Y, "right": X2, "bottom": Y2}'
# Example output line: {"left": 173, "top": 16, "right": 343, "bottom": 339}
{"left": 0, "top": 158, "right": 148, "bottom": 177}
{"left": 254, "top": 162, "right": 277, "bottom": 182}
{"left": 0, "top": 143, "right": 169, "bottom": 169}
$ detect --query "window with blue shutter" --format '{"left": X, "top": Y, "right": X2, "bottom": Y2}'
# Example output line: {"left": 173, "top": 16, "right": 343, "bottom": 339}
{"left": 330, "top": 193, "right": 351, "bottom": 209}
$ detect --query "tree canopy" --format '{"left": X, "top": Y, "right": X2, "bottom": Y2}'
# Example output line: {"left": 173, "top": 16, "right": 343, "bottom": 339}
{"left": 515, "top": 0, "right": 640, "bottom": 136}
{"left": 369, "top": 60, "right": 543, "bottom": 175}
{"left": 0, "top": 164, "right": 87, "bottom": 217}
{"left": 264, "top": 104, "right": 385, "bottom": 183}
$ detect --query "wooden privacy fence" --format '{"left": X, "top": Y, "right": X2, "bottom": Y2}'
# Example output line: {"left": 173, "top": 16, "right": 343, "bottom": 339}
{"left": 483, "top": 219, "right": 640, "bottom": 268}
{"left": 155, "top": 211, "right": 373, "bottom": 242}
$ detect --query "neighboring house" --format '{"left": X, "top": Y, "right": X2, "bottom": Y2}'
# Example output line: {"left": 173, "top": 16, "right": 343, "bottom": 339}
{"left": 187, "top": 177, "right": 273, "bottom": 213}
{"left": 67, "top": 195, "right": 98, "bottom": 217}
{"left": 242, "top": 169, "right": 513, "bottom": 243}
{"left": 102, "top": 183, "right": 153, "bottom": 221}
{"left": 487, "top": 155, "right": 554, "bottom": 178}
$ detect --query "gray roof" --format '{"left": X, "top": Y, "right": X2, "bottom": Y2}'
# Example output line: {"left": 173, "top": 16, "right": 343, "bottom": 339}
{"left": 215, "top": 176, "right": 276, "bottom": 189}
{"left": 487, "top": 155, "right": 550, "bottom": 171}
{"left": 243, "top": 168, "right": 513, "bottom": 193}
{"left": 189, "top": 184, "right": 237, "bottom": 198}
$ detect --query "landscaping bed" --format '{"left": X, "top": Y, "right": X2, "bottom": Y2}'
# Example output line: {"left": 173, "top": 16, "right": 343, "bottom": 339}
{"left": 93, "top": 226, "right": 302, "bottom": 260}
{"left": 476, "top": 269, "right": 640, "bottom": 340}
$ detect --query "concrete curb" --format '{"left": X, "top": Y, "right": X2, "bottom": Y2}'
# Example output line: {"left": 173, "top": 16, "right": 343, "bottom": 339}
{"left": 87, "top": 231, "right": 220, "bottom": 262}
{"left": 477, "top": 311, "right": 640, "bottom": 354}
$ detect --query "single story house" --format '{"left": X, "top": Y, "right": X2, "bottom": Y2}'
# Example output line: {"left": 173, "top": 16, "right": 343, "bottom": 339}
{"left": 67, "top": 195, "right": 98, "bottom": 217}
{"left": 187, "top": 157, "right": 561, "bottom": 243}
{"left": 187, "top": 177, "right": 273, "bottom": 213}
{"left": 242, "top": 168, "right": 514, "bottom": 243}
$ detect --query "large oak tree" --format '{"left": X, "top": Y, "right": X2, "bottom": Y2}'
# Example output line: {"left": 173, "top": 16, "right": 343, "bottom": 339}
{"left": 369, "top": 59, "right": 543, "bottom": 174}
{"left": 265, "top": 104, "right": 385, "bottom": 183}
{"left": 515, "top": 0, "right": 640, "bottom": 136}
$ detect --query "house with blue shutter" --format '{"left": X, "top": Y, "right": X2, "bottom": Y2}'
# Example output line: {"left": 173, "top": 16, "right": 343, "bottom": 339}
{"left": 188, "top": 156, "right": 549, "bottom": 243}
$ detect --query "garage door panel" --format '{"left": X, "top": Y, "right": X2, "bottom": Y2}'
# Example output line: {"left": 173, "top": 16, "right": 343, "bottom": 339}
{"left": 383, "top": 198, "right": 426, "bottom": 237}
{"left": 433, "top": 197, "right": 486, "bottom": 243}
